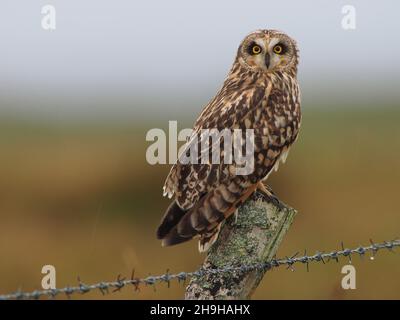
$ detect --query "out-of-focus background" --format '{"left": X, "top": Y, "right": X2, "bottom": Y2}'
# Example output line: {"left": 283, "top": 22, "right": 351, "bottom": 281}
{"left": 0, "top": 0, "right": 399, "bottom": 299}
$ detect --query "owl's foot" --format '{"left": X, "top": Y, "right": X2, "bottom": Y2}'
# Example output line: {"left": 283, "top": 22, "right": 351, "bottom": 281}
{"left": 256, "top": 182, "right": 285, "bottom": 211}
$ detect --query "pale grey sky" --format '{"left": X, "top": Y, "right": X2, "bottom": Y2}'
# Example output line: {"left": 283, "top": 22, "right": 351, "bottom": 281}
{"left": 0, "top": 0, "right": 399, "bottom": 117}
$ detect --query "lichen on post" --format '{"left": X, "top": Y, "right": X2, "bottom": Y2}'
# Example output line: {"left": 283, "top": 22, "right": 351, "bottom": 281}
{"left": 184, "top": 192, "right": 297, "bottom": 300}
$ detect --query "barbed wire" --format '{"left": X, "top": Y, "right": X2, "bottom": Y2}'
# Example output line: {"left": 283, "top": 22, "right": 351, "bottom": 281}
{"left": 0, "top": 238, "right": 398, "bottom": 300}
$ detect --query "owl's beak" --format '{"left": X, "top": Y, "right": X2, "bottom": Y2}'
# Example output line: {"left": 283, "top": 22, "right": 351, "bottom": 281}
{"left": 264, "top": 53, "right": 270, "bottom": 69}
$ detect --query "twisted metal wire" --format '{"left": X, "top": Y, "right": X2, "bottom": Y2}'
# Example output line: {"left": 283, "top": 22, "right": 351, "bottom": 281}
{"left": 0, "top": 239, "right": 398, "bottom": 300}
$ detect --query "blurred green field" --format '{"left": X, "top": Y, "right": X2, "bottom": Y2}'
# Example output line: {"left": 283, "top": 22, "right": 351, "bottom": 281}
{"left": 0, "top": 107, "right": 399, "bottom": 299}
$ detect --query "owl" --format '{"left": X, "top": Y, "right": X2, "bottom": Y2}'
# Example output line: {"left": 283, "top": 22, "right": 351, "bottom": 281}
{"left": 156, "top": 29, "right": 301, "bottom": 252}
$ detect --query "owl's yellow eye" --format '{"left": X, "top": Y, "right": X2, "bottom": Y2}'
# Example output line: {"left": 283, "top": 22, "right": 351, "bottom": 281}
{"left": 251, "top": 45, "right": 262, "bottom": 55}
{"left": 273, "top": 45, "right": 283, "bottom": 54}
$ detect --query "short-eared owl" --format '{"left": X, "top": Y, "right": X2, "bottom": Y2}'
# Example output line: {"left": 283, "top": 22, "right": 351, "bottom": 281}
{"left": 157, "top": 30, "right": 301, "bottom": 252}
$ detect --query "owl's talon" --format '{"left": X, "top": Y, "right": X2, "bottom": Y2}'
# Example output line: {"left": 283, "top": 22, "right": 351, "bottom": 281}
{"left": 260, "top": 192, "right": 285, "bottom": 211}
{"left": 266, "top": 193, "right": 285, "bottom": 211}
{"left": 256, "top": 183, "right": 285, "bottom": 211}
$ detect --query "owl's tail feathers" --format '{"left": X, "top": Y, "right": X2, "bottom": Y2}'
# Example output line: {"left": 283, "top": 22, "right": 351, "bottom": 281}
{"left": 156, "top": 200, "right": 188, "bottom": 240}
{"left": 158, "top": 183, "right": 257, "bottom": 251}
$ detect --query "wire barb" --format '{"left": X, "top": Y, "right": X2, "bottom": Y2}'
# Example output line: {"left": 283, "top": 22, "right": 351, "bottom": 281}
{"left": 0, "top": 239, "right": 398, "bottom": 300}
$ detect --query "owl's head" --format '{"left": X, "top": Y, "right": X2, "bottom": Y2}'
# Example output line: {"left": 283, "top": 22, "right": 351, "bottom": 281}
{"left": 237, "top": 30, "right": 299, "bottom": 74}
